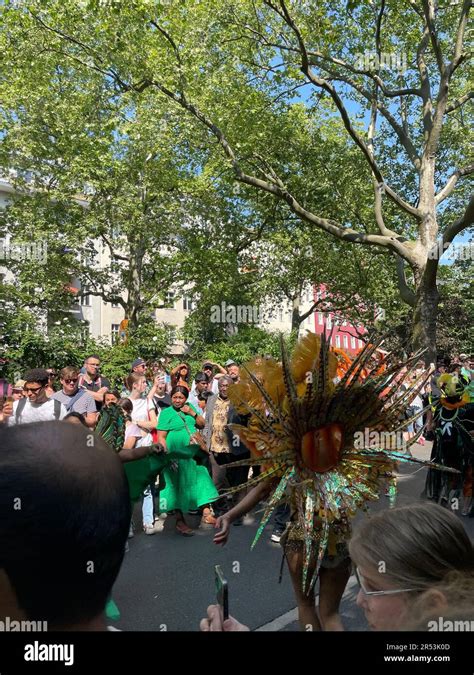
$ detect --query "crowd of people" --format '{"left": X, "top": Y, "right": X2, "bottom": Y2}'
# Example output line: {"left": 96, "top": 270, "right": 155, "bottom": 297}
{"left": 0, "top": 346, "right": 472, "bottom": 633}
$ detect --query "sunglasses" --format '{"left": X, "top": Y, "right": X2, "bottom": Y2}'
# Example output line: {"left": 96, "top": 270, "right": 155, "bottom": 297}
{"left": 354, "top": 567, "right": 416, "bottom": 597}
{"left": 24, "top": 385, "right": 44, "bottom": 394}
{"left": 64, "top": 378, "right": 79, "bottom": 384}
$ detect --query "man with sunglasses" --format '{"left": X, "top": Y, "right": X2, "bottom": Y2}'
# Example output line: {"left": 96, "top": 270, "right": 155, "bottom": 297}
{"left": 3, "top": 369, "right": 67, "bottom": 425}
{"left": 52, "top": 367, "right": 97, "bottom": 428}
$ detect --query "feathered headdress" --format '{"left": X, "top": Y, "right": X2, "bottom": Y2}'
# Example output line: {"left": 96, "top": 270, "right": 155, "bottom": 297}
{"left": 226, "top": 332, "right": 457, "bottom": 593}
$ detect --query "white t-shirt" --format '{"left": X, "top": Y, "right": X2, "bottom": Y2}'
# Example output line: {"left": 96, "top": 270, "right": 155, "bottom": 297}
{"left": 128, "top": 397, "right": 154, "bottom": 448}
{"left": 8, "top": 398, "right": 68, "bottom": 425}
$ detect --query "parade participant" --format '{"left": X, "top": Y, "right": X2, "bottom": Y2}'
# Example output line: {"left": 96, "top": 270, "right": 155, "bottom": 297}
{"left": 0, "top": 422, "right": 130, "bottom": 630}
{"left": 156, "top": 386, "right": 218, "bottom": 536}
{"left": 423, "top": 370, "right": 473, "bottom": 511}
{"left": 211, "top": 333, "right": 455, "bottom": 631}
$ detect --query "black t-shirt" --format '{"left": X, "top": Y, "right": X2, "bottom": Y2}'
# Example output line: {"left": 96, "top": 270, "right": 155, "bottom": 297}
{"left": 153, "top": 394, "right": 172, "bottom": 411}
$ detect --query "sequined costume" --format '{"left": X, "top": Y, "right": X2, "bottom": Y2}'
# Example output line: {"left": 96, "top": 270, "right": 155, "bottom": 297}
{"left": 224, "top": 333, "right": 457, "bottom": 593}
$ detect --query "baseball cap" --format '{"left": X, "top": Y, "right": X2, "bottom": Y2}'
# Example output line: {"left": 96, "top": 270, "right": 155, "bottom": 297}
{"left": 132, "top": 358, "right": 146, "bottom": 369}
{"left": 225, "top": 359, "right": 237, "bottom": 367}
{"left": 203, "top": 362, "right": 214, "bottom": 370}
{"left": 13, "top": 379, "right": 26, "bottom": 390}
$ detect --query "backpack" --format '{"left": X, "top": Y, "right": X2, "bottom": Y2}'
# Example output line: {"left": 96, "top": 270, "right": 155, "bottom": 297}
{"left": 15, "top": 397, "right": 62, "bottom": 424}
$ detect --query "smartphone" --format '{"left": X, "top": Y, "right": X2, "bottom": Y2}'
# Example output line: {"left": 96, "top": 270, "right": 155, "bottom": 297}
{"left": 165, "top": 374, "right": 171, "bottom": 385}
{"left": 215, "top": 565, "right": 229, "bottom": 621}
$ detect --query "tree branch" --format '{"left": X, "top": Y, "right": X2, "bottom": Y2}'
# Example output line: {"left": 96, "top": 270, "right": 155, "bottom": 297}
{"left": 395, "top": 254, "right": 416, "bottom": 307}
{"left": 435, "top": 164, "right": 474, "bottom": 205}
{"left": 421, "top": 0, "right": 445, "bottom": 73}
{"left": 445, "top": 91, "right": 473, "bottom": 113}
{"left": 100, "top": 233, "right": 129, "bottom": 262}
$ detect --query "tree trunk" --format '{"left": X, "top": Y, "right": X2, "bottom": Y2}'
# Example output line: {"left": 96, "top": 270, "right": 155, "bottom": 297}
{"left": 411, "top": 273, "right": 439, "bottom": 365}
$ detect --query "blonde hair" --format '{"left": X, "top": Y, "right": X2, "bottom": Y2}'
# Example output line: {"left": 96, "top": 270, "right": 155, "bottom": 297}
{"left": 349, "top": 503, "right": 473, "bottom": 593}
{"left": 124, "top": 372, "right": 145, "bottom": 392}
{"left": 404, "top": 571, "right": 474, "bottom": 630}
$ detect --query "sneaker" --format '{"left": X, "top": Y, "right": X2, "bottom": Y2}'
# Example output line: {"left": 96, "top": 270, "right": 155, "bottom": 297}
{"left": 270, "top": 530, "right": 283, "bottom": 543}
{"left": 143, "top": 524, "right": 156, "bottom": 535}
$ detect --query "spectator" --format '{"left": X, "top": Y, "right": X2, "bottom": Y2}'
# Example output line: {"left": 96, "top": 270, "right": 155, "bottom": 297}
{"left": 52, "top": 366, "right": 97, "bottom": 428}
{"left": 156, "top": 385, "right": 218, "bottom": 535}
{"left": 201, "top": 361, "right": 226, "bottom": 394}
{"left": 122, "top": 358, "right": 153, "bottom": 397}
{"left": 204, "top": 376, "right": 250, "bottom": 523}
{"left": 0, "top": 422, "right": 130, "bottom": 630}
{"left": 45, "top": 368, "right": 57, "bottom": 397}
{"left": 225, "top": 359, "right": 240, "bottom": 384}
{"left": 188, "top": 372, "right": 214, "bottom": 414}
{"left": 64, "top": 411, "right": 88, "bottom": 427}
{"left": 349, "top": 502, "right": 473, "bottom": 631}
{"left": 78, "top": 355, "right": 110, "bottom": 410}
{"left": 148, "top": 373, "right": 172, "bottom": 414}
{"left": 104, "top": 390, "right": 121, "bottom": 408}
{"left": 12, "top": 380, "right": 26, "bottom": 401}
{"left": 171, "top": 362, "right": 191, "bottom": 390}
{"left": 4, "top": 369, "right": 67, "bottom": 425}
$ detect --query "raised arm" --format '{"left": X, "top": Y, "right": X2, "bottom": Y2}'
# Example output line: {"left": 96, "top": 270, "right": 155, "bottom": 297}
{"left": 214, "top": 477, "right": 278, "bottom": 545}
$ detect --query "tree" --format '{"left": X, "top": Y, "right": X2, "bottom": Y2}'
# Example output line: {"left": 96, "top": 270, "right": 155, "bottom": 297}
{"left": 1, "top": 0, "right": 471, "bottom": 361}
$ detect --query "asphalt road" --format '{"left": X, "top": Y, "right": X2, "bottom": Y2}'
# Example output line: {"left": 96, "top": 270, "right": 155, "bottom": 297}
{"left": 112, "top": 442, "right": 474, "bottom": 632}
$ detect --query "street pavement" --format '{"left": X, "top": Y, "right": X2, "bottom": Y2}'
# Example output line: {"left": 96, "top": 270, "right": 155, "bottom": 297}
{"left": 112, "top": 442, "right": 474, "bottom": 631}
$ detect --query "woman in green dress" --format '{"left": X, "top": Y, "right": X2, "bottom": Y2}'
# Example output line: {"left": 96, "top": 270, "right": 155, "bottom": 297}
{"left": 156, "top": 385, "right": 219, "bottom": 536}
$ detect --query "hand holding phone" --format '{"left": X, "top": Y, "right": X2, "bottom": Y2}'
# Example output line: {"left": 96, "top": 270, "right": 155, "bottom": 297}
{"left": 215, "top": 565, "right": 229, "bottom": 621}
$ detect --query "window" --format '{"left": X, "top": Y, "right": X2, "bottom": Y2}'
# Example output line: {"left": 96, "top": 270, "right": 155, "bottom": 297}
{"left": 183, "top": 296, "right": 194, "bottom": 311}
{"left": 318, "top": 312, "right": 323, "bottom": 325}
{"left": 343, "top": 335, "right": 348, "bottom": 348}
{"left": 327, "top": 315, "right": 332, "bottom": 329}
{"left": 111, "top": 301, "right": 120, "bottom": 308}
{"left": 335, "top": 335, "right": 341, "bottom": 348}
{"left": 79, "top": 287, "right": 91, "bottom": 306}
{"left": 111, "top": 324, "right": 120, "bottom": 344}
{"left": 164, "top": 292, "right": 174, "bottom": 309}
{"left": 358, "top": 339, "right": 363, "bottom": 348}
{"left": 351, "top": 336, "right": 356, "bottom": 349}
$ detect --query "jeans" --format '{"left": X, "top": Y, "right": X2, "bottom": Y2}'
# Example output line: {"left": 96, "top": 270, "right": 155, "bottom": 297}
{"left": 272, "top": 503, "right": 290, "bottom": 531}
{"left": 142, "top": 483, "right": 155, "bottom": 526}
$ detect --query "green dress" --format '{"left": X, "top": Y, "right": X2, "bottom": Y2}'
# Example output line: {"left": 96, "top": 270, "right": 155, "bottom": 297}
{"left": 157, "top": 405, "right": 218, "bottom": 512}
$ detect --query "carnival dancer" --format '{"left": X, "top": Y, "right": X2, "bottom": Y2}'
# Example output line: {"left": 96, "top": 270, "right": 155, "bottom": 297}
{"left": 212, "top": 333, "right": 457, "bottom": 630}
{"left": 423, "top": 370, "right": 474, "bottom": 514}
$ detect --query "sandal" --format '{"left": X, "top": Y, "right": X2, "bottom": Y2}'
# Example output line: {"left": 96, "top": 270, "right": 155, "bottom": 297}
{"left": 176, "top": 520, "right": 195, "bottom": 536}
